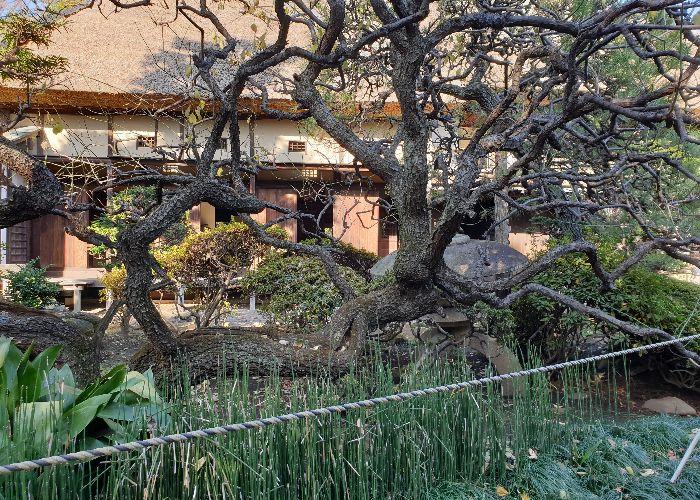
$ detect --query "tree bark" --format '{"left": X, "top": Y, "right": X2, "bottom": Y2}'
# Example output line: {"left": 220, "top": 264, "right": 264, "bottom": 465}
{"left": 0, "top": 300, "right": 102, "bottom": 383}
{"left": 130, "top": 327, "right": 358, "bottom": 382}
{"left": 130, "top": 283, "right": 443, "bottom": 381}
{"left": 0, "top": 138, "right": 63, "bottom": 228}
{"left": 119, "top": 241, "right": 179, "bottom": 353}
{"left": 493, "top": 153, "right": 511, "bottom": 245}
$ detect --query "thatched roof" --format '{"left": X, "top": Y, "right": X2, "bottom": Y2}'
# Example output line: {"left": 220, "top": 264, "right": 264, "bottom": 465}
{"left": 32, "top": 2, "right": 305, "bottom": 97}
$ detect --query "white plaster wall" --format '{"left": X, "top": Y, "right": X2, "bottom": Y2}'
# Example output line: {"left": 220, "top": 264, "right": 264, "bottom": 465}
{"left": 187, "top": 119, "right": 250, "bottom": 162}
{"left": 113, "top": 115, "right": 159, "bottom": 158}
{"left": 41, "top": 113, "right": 109, "bottom": 158}
{"left": 20, "top": 111, "right": 401, "bottom": 167}
{"left": 157, "top": 117, "right": 184, "bottom": 151}
{"left": 252, "top": 118, "right": 399, "bottom": 166}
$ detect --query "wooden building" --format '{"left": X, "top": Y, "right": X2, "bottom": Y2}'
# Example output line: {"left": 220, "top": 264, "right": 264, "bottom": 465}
{"left": 0, "top": 4, "right": 544, "bottom": 305}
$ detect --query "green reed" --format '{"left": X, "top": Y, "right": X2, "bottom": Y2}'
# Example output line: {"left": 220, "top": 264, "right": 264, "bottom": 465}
{"left": 0, "top": 350, "right": 643, "bottom": 499}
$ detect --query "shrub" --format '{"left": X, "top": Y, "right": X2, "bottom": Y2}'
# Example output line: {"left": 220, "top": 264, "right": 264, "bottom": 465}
{"left": 242, "top": 252, "right": 368, "bottom": 331}
{"left": 158, "top": 221, "right": 283, "bottom": 287}
{"left": 101, "top": 222, "right": 287, "bottom": 327}
{"left": 300, "top": 234, "right": 379, "bottom": 274}
{"left": 1, "top": 258, "right": 60, "bottom": 308}
{"left": 507, "top": 238, "right": 700, "bottom": 362}
{"left": 89, "top": 187, "right": 188, "bottom": 264}
{"left": 100, "top": 264, "right": 127, "bottom": 302}
{"left": 0, "top": 337, "right": 168, "bottom": 456}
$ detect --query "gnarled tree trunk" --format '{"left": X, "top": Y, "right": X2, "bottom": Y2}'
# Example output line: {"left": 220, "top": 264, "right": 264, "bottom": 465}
{"left": 0, "top": 300, "right": 103, "bottom": 383}
{"left": 130, "top": 284, "right": 443, "bottom": 382}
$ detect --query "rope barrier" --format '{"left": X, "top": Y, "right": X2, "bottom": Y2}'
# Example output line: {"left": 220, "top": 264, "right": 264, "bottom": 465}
{"left": 1, "top": 332, "right": 699, "bottom": 476}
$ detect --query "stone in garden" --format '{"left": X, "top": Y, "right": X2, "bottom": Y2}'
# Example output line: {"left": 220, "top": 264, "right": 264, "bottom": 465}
{"left": 399, "top": 322, "right": 444, "bottom": 344}
{"left": 463, "top": 331, "right": 524, "bottom": 397}
{"left": 422, "top": 309, "right": 472, "bottom": 328}
{"left": 370, "top": 234, "right": 529, "bottom": 280}
{"left": 643, "top": 396, "right": 697, "bottom": 416}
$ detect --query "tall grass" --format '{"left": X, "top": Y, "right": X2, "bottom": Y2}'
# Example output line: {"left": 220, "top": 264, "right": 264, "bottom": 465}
{"left": 0, "top": 352, "right": 694, "bottom": 499}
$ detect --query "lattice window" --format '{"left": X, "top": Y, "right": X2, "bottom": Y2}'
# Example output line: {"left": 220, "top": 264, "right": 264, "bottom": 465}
{"left": 288, "top": 140, "right": 306, "bottom": 152}
{"left": 300, "top": 168, "right": 318, "bottom": 179}
{"left": 136, "top": 135, "right": 156, "bottom": 149}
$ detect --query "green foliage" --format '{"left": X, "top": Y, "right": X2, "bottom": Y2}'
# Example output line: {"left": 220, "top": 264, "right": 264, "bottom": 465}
{"left": 158, "top": 221, "right": 283, "bottom": 287}
{"left": 2, "top": 349, "right": 698, "bottom": 499}
{"left": 89, "top": 187, "right": 188, "bottom": 263}
{"left": 300, "top": 233, "right": 379, "bottom": 273}
{"left": 431, "top": 416, "right": 700, "bottom": 500}
{"left": 1, "top": 258, "right": 59, "bottom": 308}
{"left": 0, "top": 337, "right": 168, "bottom": 458}
{"left": 101, "top": 222, "right": 285, "bottom": 326}
{"left": 333, "top": 240, "right": 379, "bottom": 271}
{"left": 99, "top": 264, "right": 126, "bottom": 302}
{"left": 507, "top": 238, "right": 700, "bottom": 359}
{"left": 242, "top": 252, "right": 368, "bottom": 331}
{"left": 0, "top": 12, "right": 67, "bottom": 84}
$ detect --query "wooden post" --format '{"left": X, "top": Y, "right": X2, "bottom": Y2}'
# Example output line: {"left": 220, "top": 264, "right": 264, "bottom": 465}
{"left": 70, "top": 285, "right": 84, "bottom": 312}
{"left": 248, "top": 115, "right": 257, "bottom": 195}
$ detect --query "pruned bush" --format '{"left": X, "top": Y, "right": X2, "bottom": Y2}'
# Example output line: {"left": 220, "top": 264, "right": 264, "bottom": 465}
{"left": 89, "top": 187, "right": 188, "bottom": 265}
{"left": 100, "top": 264, "right": 126, "bottom": 302}
{"left": 300, "top": 234, "right": 379, "bottom": 275}
{"left": 242, "top": 252, "right": 368, "bottom": 331}
{"left": 1, "top": 258, "right": 60, "bottom": 309}
{"left": 102, "top": 222, "right": 287, "bottom": 327}
{"left": 159, "top": 221, "right": 284, "bottom": 289}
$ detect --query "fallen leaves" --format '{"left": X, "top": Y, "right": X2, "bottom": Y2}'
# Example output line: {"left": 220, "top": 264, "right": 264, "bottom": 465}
{"left": 495, "top": 485, "right": 509, "bottom": 497}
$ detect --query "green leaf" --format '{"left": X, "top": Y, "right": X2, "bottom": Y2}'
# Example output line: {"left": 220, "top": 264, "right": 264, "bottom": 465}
{"left": 0, "top": 370, "right": 9, "bottom": 444}
{"left": 97, "top": 402, "right": 135, "bottom": 421}
{"left": 2, "top": 341, "right": 21, "bottom": 409}
{"left": 78, "top": 436, "right": 106, "bottom": 451}
{"left": 0, "top": 338, "right": 11, "bottom": 368}
{"left": 15, "top": 401, "right": 62, "bottom": 448}
{"left": 32, "top": 345, "right": 61, "bottom": 373}
{"left": 74, "top": 365, "right": 127, "bottom": 407}
{"left": 47, "top": 364, "right": 75, "bottom": 390}
{"left": 126, "top": 371, "right": 162, "bottom": 404}
{"left": 102, "top": 417, "right": 136, "bottom": 442}
{"left": 62, "top": 394, "right": 112, "bottom": 438}
{"left": 98, "top": 402, "right": 167, "bottom": 425}
{"left": 16, "top": 356, "right": 41, "bottom": 404}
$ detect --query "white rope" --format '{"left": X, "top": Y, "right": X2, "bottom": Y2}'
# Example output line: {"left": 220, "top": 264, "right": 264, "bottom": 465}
{"left": 1, "top": 332, "right": 698, "bottom": 475}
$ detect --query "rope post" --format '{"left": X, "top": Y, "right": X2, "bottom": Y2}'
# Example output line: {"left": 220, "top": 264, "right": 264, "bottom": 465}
{"left": 670, "top": 428, "right": 700, "bottom": 483}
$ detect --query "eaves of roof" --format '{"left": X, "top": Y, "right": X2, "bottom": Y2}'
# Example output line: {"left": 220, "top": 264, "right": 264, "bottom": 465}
{"left": 0, "top": 86, "right": 408, "bottom": 120}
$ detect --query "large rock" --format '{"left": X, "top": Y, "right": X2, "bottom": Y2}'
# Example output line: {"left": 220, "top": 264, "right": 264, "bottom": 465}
{"left": 370, "top": 234, "right": 528, "bottom": 280}
{"left": 643, "top": 396, "right": 697, "bottom": 416}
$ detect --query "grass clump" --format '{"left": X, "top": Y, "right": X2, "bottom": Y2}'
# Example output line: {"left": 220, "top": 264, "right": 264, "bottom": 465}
{"left": 430, "top": 415, "right": 700, "bottom": 499}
